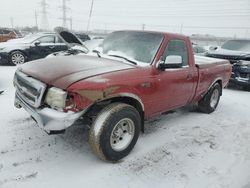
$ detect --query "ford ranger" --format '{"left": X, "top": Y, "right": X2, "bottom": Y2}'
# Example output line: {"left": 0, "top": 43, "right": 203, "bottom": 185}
{"left": 14, "top": 30, "right": 231, "bottom": 162}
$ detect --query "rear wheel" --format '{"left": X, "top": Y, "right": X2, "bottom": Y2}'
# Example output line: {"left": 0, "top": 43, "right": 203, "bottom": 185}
{"left": 88, "top": 103, "right": 141, "bottom": 162}
{"left": 198, "top": 83, "right": 221, "bottom": 114}
{"left": 9, "top": 51, "right": 26, "bottom": 66}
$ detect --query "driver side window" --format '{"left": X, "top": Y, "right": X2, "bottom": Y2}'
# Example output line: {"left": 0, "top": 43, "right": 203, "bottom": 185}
{"left": 162, "top": 39, "right": 188, "bottom": 66}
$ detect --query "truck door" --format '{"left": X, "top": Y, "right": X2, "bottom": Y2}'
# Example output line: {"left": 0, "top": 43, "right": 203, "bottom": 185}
{"left": 156, "top": 39, "right": 196, "bottom": 112}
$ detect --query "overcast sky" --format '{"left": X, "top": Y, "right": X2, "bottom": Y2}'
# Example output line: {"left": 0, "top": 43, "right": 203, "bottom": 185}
{"left": 0, "top": 0, "right": 250, "bottom": 37}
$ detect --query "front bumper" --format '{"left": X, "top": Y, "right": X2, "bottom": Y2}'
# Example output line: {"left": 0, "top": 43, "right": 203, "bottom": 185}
{"left": 0, "top": 52, "right": 10, "bottom": 65}
{"left": 14, "top": 92, "right": 87, "bottom": 134}
{"left": 230, "top": 67, "right": 250, "bottom": 87}
{"left": 230, "top": 77, "right": 250, "bottom": 87}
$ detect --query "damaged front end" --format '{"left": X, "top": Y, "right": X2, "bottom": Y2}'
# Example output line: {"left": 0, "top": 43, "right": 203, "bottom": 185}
{"left": 230, "top": 60, "right": 250, "bottom": 89}
{"left": 13, "top": 70, "right": 88, "bottom": 134}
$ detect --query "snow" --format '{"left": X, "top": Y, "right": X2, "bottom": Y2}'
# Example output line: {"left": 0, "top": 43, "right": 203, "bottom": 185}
{"left": 1, "top": 66, "right": 250, "bottom": 188}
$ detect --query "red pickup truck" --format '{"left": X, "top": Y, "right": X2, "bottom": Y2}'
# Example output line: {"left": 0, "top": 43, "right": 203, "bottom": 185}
{"left": 14, "top": 31, "right": 231, "bottom": 161}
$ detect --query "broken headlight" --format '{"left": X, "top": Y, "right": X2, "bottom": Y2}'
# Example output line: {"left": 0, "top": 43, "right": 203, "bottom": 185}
{"left": 45, "top": 87, "right": 67, "bottom": 110}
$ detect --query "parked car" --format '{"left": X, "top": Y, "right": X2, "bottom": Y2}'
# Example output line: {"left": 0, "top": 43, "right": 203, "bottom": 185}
{"left": 75, "top": 32, "right": 91, "bottom": 42}
{"left": 206, "top": 39, "right": 250, "bottom": 91}
{"left": 0, "top": 28, "right": 22, "bottom": 43}
{"left": 192, "top": 44, "right": 207, "bottom": 56}
{"left": 0, "top": 30, "right": 83, "bottom": 66}
{"left": 46, "top": 38, "right": 103, "bottom": 58}
{"left": 14, "top": 30, "right": 231, "bottom": 162}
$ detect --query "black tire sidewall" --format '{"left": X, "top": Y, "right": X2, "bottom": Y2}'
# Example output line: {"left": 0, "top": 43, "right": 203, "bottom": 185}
{"left": 209, "top": 84, "right": 221, "bottom": 110}
{"left": 199, "top": 83, "right": 221, "bottom": 113}
{"left": 99, "top": 105, "right": 141, "bottom": 162}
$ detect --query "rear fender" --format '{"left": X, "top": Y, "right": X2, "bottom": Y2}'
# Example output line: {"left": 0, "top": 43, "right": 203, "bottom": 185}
{"left": 205, "top": 79, "right": 223, "bottom": 96}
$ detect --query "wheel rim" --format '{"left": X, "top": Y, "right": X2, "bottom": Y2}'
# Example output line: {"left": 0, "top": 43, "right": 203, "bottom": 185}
{"left": 11, "top": 53, "right": 25, "bottom": 65}
{"left": 110, "top": 118, "right": 135, "bottom": 152}
{"left": 210, "top": 89, "right": 219, "bottom": 108}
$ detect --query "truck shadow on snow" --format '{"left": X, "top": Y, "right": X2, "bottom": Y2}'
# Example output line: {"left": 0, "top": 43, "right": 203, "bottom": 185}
{"left": 143, "top": 105, "right": 198, "bottom": 135}
{"left": 3, "top": 105, "right": 202, "bottom": 168}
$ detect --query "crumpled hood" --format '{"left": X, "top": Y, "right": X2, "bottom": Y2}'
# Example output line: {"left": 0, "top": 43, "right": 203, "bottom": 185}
{"left": 19, "top": 55, "right": 135, "bottom": 89}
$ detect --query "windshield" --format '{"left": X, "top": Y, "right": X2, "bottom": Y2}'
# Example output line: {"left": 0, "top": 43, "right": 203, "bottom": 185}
{"left": 101, "top": 31, "right": 164, "bottom": 64}
{"left": 221, "top": 40, "right": 250, "bottom": 52}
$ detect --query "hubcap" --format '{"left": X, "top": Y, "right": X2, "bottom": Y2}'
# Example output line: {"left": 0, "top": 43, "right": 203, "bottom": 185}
{"left": 12, "top": 53, "right": 25, "bottom": 65}
{"left": 110, "top": 118, "right": 135, "bottom": 152}
{"left": 210, "top": 89, "right": 219, "bottom": 108}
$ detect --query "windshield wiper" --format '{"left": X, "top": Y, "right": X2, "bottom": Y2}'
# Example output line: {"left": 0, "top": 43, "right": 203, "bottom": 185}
{"left": 92, "top": 50, "right": 101, "bottom": 58}
{"left": 108, "top": 55, "right": 137, "bottom": 65}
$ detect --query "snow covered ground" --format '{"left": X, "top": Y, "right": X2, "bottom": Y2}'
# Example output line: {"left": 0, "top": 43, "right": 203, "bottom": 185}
{"left": 0, "top": 66, "right": 250, "bottom": 188}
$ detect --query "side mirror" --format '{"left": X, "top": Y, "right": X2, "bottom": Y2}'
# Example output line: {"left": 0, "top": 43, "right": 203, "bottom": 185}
{"left": 158, "top": 55, "right": 183, "bottom": 70}
{"left": 209, "top": 46, "right": 218, "bottom": 51}
{"left": 34, "top": 41, "right": 41, "bottom": 46}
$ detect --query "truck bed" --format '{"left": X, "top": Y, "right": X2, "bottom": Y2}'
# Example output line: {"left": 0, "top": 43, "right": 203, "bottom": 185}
{"left": 195, "top": 55, "right": 230, "bottom": 69}
{"left": 193, "top": 55, "right": 232, "bottom": 102}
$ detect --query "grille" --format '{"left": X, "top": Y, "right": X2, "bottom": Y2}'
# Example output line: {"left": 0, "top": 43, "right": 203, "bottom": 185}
{"left": 239, "top": 72, "right": 250, "bottom": 79}
{"left": 14, "top": 70, "right": 47, "bottom": 108}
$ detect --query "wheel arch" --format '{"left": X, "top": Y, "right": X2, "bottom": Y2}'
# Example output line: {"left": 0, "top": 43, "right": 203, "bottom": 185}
{"left": 86, "top": 94, "right": 145, "bottom": 132}
{"left": 9, "top": 50, "right": 28, "bottom": 60}
{"left": 208, "top": 79, "right": 223, "bottom": 96}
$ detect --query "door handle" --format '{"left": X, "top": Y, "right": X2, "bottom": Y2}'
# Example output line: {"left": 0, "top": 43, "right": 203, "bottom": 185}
{"left": 49, "top": 46, "right": 55, "bottom": 49}
{"left": 186, "top": 74, "right": 193, "bottom": 80}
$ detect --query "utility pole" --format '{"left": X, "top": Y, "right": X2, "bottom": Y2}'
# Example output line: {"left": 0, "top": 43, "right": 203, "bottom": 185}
{"left": 142, "top": 24, "right": 145, "bottom": 31}
{"left": 70, "top": 17, "right": 73, "bottom": 30}
{"left": 86, "top": 0, "right": 94, "bottom": 32}
{"left": 35, "top": 11, "right": 38, "bottom": 29}
{"left": 40, "top": 0, "right": 49, "bottom": 30}
{"left": 180, "top": 23, "right": 183, "bottom": 34}
{"left": 59, "top": 0, "right": 70, "bottom": 28}
{"left": 10, "top": 17, "right": 14, "bottom": 28}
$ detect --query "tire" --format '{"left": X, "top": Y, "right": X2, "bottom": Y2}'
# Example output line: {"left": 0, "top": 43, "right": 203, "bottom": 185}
{"left": 89, "top": 103, "right": 141, "bottom": 162}
{"left": 198, "top": 83, "right": 221, "bottom": 114}
{"left": 9, "top": 51, "right": 26, "bottom": 66}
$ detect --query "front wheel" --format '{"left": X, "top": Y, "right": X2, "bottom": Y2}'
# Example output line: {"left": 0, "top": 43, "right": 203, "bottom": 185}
{"left": 198, "top": 83, "right": 221, "bottom": 114}
{"left": 9, "top": 51, "right": 26, "bottom": 66}
{"left": 88, "top": 103, "right": 141, "bottom": 162}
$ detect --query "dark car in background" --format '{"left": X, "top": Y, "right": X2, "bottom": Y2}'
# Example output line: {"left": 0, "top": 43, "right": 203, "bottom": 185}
{"left": 206, "top": 39, "right": 250, "bottom": 91}
{"left": 47, "top": 38, "right": 103, "bottom": 58}
{"left": 192, "top": 43, "right": 207, "bottom": 56}
{"left": 0, "top": 30, "right": 83, "bottom": 65}
{"left": 0, "top": 28, "right": 22, "bottom": 43}
{"left": 75, "top": 32, "right": 91, "bottom": 42}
